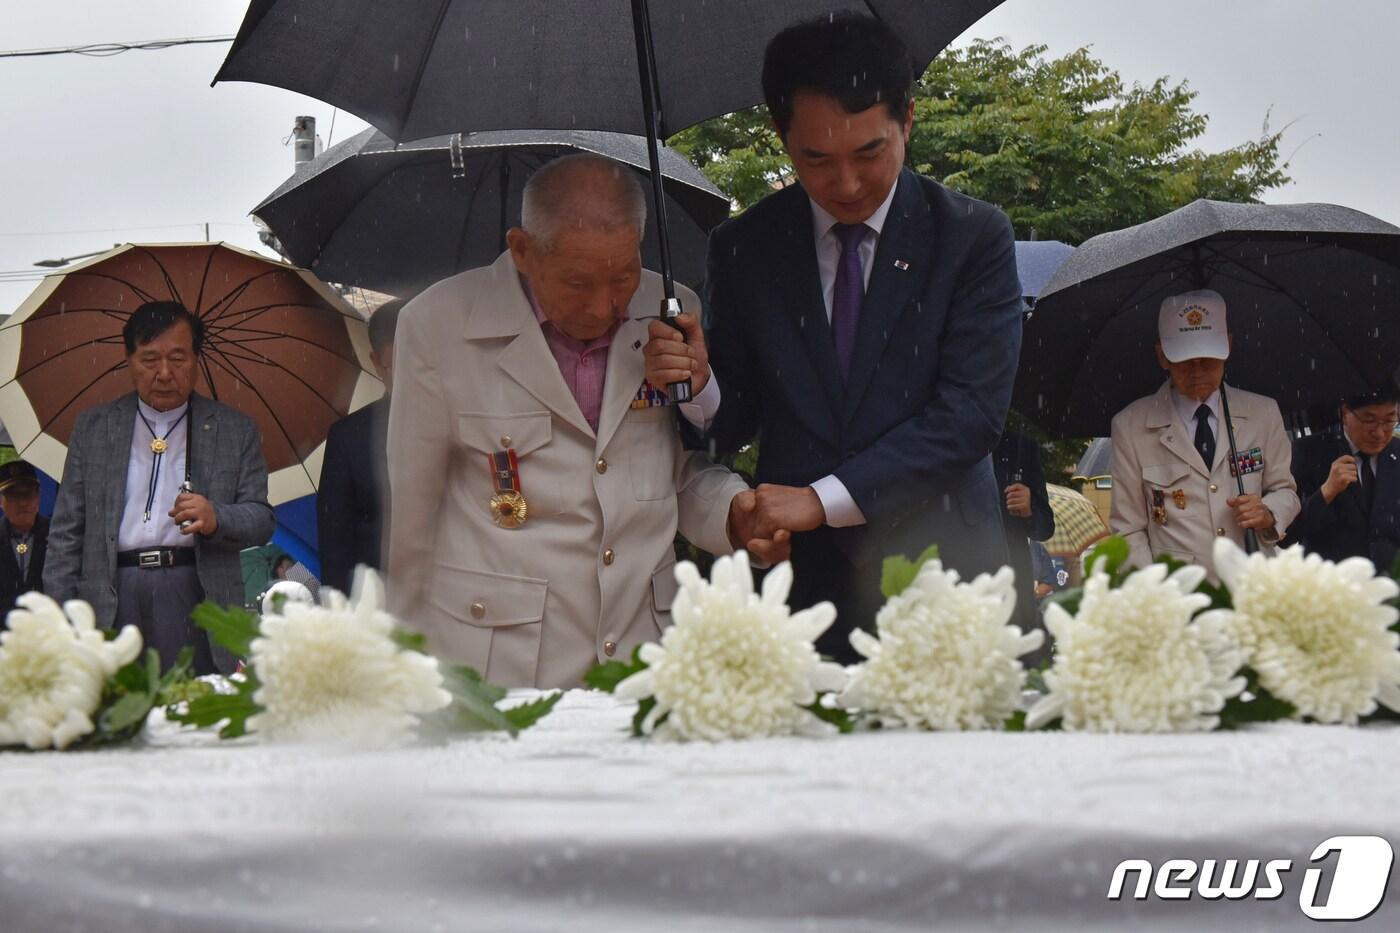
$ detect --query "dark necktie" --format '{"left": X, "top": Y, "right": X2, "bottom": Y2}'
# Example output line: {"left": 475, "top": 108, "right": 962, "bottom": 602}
{"left": 831, "top": 223, "right": 868, "bottom": 380}
{"left": 1362, "top": 456, "right": 1377, "bottom": 514}
{"left": 1194, "top": 403, "right": 1216, "bottom": 469}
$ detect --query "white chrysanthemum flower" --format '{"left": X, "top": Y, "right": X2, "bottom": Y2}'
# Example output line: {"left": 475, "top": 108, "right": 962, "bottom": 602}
{"left": 247, "top": 568, "right": 451, "bottom": 746}
{"left": 0, "top": 594, "right": 142, "bottom": 750}
{"left": 1026, "top": 562, "right": 1245, "bottom": 732}
{"left": 615, "top": 552, "right": 846, "bottom": 741}
{"left": 1213, "top": 539, "right": 1400, "bottom": 724}
{"left": 839, "top": 562, "right": 1042, "bottom": 729}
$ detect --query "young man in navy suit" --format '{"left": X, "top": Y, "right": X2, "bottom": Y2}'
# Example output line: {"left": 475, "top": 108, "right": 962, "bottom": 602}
{"left": 646, "top": 14, "right": 1022, "bottom": 660}
{"left": 1287, "top": 392, "right": 1400, "bottom": 573}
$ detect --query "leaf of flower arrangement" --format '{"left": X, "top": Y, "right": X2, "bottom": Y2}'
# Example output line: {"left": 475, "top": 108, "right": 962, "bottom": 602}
{"left": 190, "top": 602, "right": 261, "bottom": 658}
{"left": 1084, "top": 536, "right": 1130, "bottom": 581}
{"left": 803, "top": 698, "right": 856, "bottom": 734}
{"left": 439, "top": 666, "right": 514, "bottom": 733}
{"left": 157, "top": 647, "right": 195, "bottom": 693}
{"left": 169, "top": 674, "right": 261, "bottom": 739}
{"left": 112, "top": 652, "right": 150, "bottom": 695}
{"left": 501, "top": 692, "right": 563, "bottom": 734}
{"left": 99, "top": 690, "right": 155, "bottom": 736}
{"left": 1003, "top": 710, "right": 1026, "bottom": 731}
{"left": 584, "top": 645, "right": 648, "bottom": 693}
{"left": 391, "top": 628, "right": 429, "bottom": 653}
{"left": 880, "top": 544, "right": 941, "bottom": 599}
{"left": 631, "top": 697, "right": 662, "bottom": 737}
{"left": 1218, "top": 667, "right": 1296, "bottom": 729}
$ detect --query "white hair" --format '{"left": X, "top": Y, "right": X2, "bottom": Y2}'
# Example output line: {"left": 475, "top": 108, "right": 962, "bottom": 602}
{"left": 520, "top": 153, "right": 647, "bottom": 250}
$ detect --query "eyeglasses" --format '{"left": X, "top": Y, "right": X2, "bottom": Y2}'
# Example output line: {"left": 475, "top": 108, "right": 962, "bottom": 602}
{"left": 1346, "top": 411, "right": 1399, "bottom": 431}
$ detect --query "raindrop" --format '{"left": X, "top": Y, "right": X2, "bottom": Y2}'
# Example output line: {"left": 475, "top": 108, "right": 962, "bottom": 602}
{"left": 392, "top": 53, "right": 400, "bottom": 72}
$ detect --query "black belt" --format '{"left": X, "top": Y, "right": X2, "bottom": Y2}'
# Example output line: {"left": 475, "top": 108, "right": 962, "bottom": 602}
{"left": 117, "top": 547, "right": 196, "bottom": 569}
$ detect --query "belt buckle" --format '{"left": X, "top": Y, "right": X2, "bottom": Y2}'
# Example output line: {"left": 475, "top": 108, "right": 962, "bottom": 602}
{"left": 138, "top": 549, "right": 163, "bottom": 569}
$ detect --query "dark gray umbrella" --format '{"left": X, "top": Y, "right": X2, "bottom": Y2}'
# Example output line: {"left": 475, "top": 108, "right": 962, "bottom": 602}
{"left": 216, "top": 0, "right": 1004, "bottom": 400}
{"left": 1013, "top": 240, "right": 1074, "bottom": 308}
{"left": 1016, "top": 199, "right": 1400, "bottom": 439}
{"left": 253, "top": 127, "right": 730, "bottom": 298}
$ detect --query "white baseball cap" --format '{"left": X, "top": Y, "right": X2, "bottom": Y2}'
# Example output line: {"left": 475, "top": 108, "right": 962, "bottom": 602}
{"left": 1158, "top": 289, "right": 1229, "bottom": 362}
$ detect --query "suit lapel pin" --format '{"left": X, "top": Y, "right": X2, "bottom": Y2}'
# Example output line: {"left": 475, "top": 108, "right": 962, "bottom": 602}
{"left": 893, "top": 260, "right": 910, "bottom": 271}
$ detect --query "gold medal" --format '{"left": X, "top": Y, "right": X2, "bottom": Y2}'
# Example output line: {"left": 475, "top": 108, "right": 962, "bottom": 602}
{"left": 489, "top": 490, "right": 529, "bottom": 528}
{"left": 486, "top": 448, "right": 527, "bottom": 529}
{"left": 14, "top": 542, "right": 28, "bottom": 555}
{"left": 1172, "top": 489, "right": 1187, "bottom": 510}
{"left": 150, "top": 438, "right": 168, "bottom": 455}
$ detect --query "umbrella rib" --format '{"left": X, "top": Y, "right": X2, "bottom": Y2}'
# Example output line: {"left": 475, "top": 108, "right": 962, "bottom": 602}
{"left": 453, "top": 150, "right": 497, "bottom": 271}
{"left": 202, "top": 349, "right": 309, "bottom": 461}
{"left": 132, "top": 245, "right": 185, "bottom": 306}
{"left": 64, "top": 271, "right": 163, "bottom": 305}
{"left": 399, "top": 0, "right": 456, "bottom": 140}
{"left": 203, "top": 343, "right": 349, "bottom": 420}
{"left": 201, "top": 272, "right": 277, "bottom": 322}
{"left": 5, "top": 335, "right": 125, "bottom": 383}
{"left": 202, "top": 325, "right": 364, "bottom": 368}
{"left": 22, "top": 359, "right": 128, "bottom": 436}
{"left": 193, "top": 245, "right": 220, "bottom": 317}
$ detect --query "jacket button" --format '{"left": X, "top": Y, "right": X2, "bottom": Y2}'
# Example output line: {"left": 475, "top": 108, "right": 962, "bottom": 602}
{"left": 1216, "top": 528, "right": 1225, "bottom": 536}
{"left": 603, "top": 640, "right": 617, "bottom": 657}
{"left": 500, "top": 435, "right": 512, "bottom": 448}
{"left": 596, "top": 458, "right": 608, "bottom": 474}
{"left": 470, "top": 601, "right": 486, "bottom": 619}
{"left": 1209, "top": 483, "right": 1218, "bottom": 493}
{"left": 602, "top": 548, "right": 615, "bottom": 566}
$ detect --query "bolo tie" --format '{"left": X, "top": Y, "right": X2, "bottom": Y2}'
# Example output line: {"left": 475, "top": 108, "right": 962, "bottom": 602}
{"left": 137, "top": 408, "right": 192, "bottom": 523}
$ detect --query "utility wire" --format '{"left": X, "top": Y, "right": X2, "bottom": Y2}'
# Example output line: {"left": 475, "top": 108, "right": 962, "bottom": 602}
{"left": 0, "top": 35, "right": 234, "bottom": 60}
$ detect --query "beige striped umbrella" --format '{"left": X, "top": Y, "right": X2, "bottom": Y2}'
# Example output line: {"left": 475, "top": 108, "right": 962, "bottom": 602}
{"left": 0, "top": 242, "right": 382, "bottom": 504}
{"left": 1044, "top": 483, "right": 1111, "bottom": 557}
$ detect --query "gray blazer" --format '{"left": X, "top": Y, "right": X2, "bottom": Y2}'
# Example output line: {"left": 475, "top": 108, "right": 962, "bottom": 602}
{"left": 44, "top": 392, "right": 275, "bottom": 639}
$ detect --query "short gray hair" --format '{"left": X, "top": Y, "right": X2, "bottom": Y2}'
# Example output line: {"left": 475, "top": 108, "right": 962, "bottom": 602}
{"left": 520, "top": 153, "right": 647, "bottom": 250}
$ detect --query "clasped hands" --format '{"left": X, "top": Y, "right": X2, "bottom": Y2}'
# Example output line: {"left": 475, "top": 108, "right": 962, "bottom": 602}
{"left": 727, "top": 484, "right": 825, "bottom": 564}
{"left": 644, "top": 313, "right": 826, "bottom": 563}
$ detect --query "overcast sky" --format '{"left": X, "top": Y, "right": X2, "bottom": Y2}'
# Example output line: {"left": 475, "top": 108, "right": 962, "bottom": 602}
{"left": 2, "top": 0, "right": 1396, "bottom": 313}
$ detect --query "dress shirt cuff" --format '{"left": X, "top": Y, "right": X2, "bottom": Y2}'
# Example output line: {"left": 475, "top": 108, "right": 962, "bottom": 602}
{"left": 678, "top": 373, "right": 721, "bottom": 431}
{"left": 811, "top": 474, "right": 866, "bottom": 528}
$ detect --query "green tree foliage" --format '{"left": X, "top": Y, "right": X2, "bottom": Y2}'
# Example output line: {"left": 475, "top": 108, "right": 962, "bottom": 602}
{"left": 671, "top": 39, "right": 1290, "bottom": 244}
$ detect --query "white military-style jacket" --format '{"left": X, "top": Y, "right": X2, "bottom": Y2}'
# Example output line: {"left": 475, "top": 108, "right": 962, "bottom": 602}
{"left": 386, "top": 252, "right": 747, "bottom": 688}
{"left": 1110, "top": 381, "right": 1301, "bottom": 580}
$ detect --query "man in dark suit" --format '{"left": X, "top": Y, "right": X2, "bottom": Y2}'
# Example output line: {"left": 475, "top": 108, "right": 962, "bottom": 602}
{"left": 1286, "top": 392, "right": 1400, "bottom": 573}
{"left": 0, "top": 459, "right": 49, "bottom": 618}
{"left": 647, "top": 14, "right": 1021, "bottom": 660}
{"left": 992, "top": 430, "right": 1055, "bottom": 642}
{"left": 317, "top": 299, "right": 403, "bottom": 595}
{"left": 45, "top": 302, "right": 275, "bottom": 673}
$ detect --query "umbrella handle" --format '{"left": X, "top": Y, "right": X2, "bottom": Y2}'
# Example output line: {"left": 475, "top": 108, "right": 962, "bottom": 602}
{"left": 1218, "top": 383, "right": 1259, "bottom": 555}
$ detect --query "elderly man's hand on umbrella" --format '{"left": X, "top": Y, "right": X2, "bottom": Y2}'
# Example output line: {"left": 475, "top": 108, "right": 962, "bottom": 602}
{"left": 171, "top": 491, "right": 219, "bottom": 536}
{"left": 644, "top": 313, "right": 709, "bottom": 396}
{"left": 1227, "top": 494, "right": 1275, "bottom": 534}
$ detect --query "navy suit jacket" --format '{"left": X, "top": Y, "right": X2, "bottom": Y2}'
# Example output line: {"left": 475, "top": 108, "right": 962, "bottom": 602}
{"left": 705, "top": 169, "right": 1022, "bottom": 649}
{"left": 317, "top": 397, "right": 389, "bottom": 594}
{"left": 1286, "top": 432, "right": 1400, "bottom": 573}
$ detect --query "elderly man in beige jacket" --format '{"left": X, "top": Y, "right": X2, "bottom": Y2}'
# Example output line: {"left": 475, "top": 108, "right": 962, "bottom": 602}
{"left": 386, "top": 154, "right": 780, "bottom": 688}
{"left": 1110, "top": 289, "right": 1300, "bottom": 581}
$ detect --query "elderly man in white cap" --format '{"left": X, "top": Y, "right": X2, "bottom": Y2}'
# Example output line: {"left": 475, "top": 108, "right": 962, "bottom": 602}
{"left": 1109, "top": 289, "right": 1300, "bottom": 579}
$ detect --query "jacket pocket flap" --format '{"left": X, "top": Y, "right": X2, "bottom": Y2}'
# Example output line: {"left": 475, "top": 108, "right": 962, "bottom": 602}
{"left": 1143, "top": 463, "right": 1191, "bottom": 487}
{"left": 428, "top": 565, "right": 547, "bottom": 628}
{"left": 455, "top": 411, "right": 552, "bottom": 456}
{"left": 651, "top": 562, "right": 678, "bottom": 613}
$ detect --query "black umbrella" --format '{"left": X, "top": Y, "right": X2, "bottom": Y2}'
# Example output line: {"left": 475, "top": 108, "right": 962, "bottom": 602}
{"left": 1016, "top": 199, "right": 1400, "bottom": 440}
{"left": 216, "top": 0, "right": 1003, "bottom": 400}
{"left": 253, "top": 127, "right": 731, "bottom": 299}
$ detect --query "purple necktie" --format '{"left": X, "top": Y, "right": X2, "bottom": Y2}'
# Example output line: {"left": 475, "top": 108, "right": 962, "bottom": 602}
{"left": 831, "top": 222, "right": 868, "bottom": 380}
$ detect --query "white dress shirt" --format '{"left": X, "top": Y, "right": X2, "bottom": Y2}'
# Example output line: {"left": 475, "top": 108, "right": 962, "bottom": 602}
{"left": 680, "top": 182, "right": 902, "bottom": 529}
{"left": 117, "top": 398, "right": 190, "bottom": 551}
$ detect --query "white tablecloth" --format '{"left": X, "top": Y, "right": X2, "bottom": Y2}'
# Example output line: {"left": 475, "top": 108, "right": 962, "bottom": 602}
{"left": 2, "top": 691, "right": 1397, "bottom": 932}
